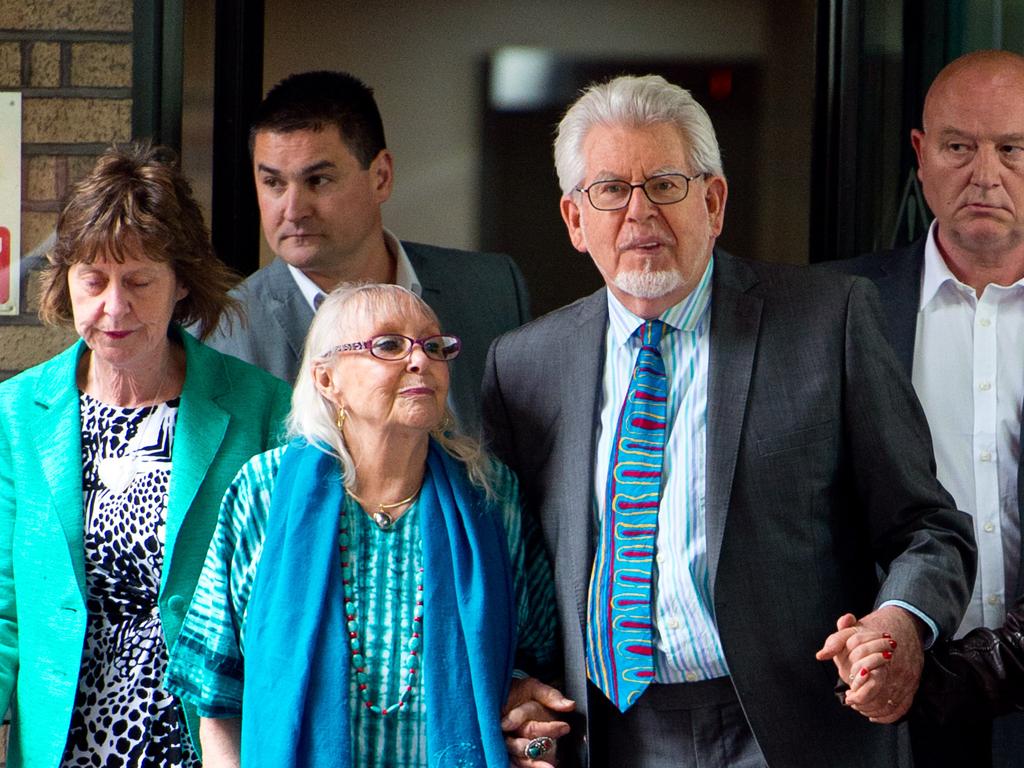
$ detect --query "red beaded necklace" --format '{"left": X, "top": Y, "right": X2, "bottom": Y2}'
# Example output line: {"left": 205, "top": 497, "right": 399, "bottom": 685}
{"left": 339, "top": 495, "right": 424, "bottom": 716}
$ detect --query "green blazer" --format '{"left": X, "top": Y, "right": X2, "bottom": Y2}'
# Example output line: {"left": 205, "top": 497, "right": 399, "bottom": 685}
{"left": 0, "top": 328, "right": 291, "bottom": 767}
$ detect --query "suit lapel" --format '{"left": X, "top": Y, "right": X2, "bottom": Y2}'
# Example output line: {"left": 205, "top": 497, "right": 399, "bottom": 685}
{"left": 705, "top": 254, "right": 763, "bottom": 592}
{"left": 410, "top": 246, "right": 475, "bottom": 429}
{"left": 33, "top": 342, "right": 88, "bottom": 598}
{"left": 871, "top": 242, "right": 924, "bottom": 375}
{"left": 163, "top": 333, "right": 229, "bottom": 592}
{"left": 562, "top": 292, "right": 608, "bottom": 633}
{"left": 267, "top": 258, "right": 315, "bottom": 368}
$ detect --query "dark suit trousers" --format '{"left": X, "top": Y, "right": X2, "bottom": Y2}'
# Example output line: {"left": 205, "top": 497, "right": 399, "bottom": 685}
{"left": 587, "top": 679, "right": 766, "bottom": 768}
{"left": 911, "top": 711, "right": 1024, "bottom": 768}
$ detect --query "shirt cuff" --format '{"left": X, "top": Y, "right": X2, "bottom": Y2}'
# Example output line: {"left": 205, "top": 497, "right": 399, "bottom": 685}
{"left": 879, "top": 599, "right": 939, "bottom": 648}
{"left": 511, "top": 668, "right": 530, "bottom": 680}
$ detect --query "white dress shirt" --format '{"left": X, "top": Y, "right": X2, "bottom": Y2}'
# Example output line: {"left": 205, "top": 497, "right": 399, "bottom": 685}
{"left": 913, "top": 221, "right": 1024, "bottom": 635}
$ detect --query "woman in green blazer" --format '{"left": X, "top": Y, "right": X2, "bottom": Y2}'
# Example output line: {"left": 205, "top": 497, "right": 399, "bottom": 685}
{"left": 0, "top": 144, "right": 291, "bottom": 768}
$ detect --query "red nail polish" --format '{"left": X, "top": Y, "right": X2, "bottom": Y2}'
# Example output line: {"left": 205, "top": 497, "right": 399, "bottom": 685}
{"left": 882, "top": 633, "right": 891, "bottom": 639}
{"left": 889, "top": 640, "right": 897, "bottom": 649}
{"left": 882, "top": 650, "right": 892, "bottom": 659}
{"left": 859, "top": 668, "right": 869, "bottom": 677}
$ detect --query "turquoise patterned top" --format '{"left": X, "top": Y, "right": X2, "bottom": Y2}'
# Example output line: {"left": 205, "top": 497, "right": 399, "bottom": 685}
{"left": 166, "top": 446, "right": 555, "bottom": 767}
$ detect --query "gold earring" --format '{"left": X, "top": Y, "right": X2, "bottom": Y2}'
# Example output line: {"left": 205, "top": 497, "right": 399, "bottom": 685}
{"left": 336, "top": 406, "right": 347, "bottom": 431}
{"left": 434, "top": 412, "right": 453, "bottom": 435}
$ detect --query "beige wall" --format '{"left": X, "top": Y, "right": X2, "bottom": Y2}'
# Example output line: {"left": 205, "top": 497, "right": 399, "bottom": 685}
{"left": 0, "top": 0, "right": 132, "bottom": 378}
{"left": 260, "top": 0, "right": 814, "bottom": 265}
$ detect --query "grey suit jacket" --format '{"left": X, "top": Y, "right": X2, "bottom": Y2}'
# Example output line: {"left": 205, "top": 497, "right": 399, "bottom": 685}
{"left": 482, "top": 250, "right": 976, "bottom": 767}
{"left": 837, "top": 240, "right": 1024, "bottom": 602}
{"left": 203, "top": 241, "right": 530, "bottom": 435}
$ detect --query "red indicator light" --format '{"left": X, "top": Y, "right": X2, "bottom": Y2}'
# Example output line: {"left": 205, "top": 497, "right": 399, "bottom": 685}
{"left": 709, "top": 69, "right": 733, "bottom": 101}
{"left": 0, "top": 226, "right": 9, "bottom": 304}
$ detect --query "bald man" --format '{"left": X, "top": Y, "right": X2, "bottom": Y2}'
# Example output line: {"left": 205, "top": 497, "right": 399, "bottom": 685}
{"left": 839, "top": 50, "right": 1024, "bottom": 768}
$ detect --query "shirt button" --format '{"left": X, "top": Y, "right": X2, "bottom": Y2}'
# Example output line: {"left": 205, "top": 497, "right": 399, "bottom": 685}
{"left": 667, "top": 617, "right": 680, "bottom": 630}
{"left": 979, "top": 381, "right": 992, "bottom": 391}
{"left": 988, "top": 594, "right": 1000, "bottom": 606}
{"left": 685, "top": 671, "right": 699, "bottom": 682}
{"left": 656, "top": 553, "right": 666, "bottom": 564}
{"left": 984, "top": 522, "right": 996, "bottom": 533}
{"left": 980, "top": 450, "right": 993, "bottom": 462}
{"left": 980, "top": 317, "right": 992, "bottom": 327}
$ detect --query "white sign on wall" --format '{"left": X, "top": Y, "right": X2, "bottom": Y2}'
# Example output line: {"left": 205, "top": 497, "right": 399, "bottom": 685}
{"left": 0, "top": 93, "right": 21, "bottom": 316}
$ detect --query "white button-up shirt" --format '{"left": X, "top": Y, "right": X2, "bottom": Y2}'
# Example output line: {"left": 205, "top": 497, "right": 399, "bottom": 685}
{"left": 913, "top": 221, "right": 1024, "bottom": 636}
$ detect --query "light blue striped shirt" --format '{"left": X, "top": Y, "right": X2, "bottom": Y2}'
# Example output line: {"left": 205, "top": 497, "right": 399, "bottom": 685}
{"left": 593, "top": 258, "right": 729, "bottom": 683}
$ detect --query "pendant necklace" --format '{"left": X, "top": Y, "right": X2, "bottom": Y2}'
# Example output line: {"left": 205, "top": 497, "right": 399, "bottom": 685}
{"left": 348, "top": 486, "right": 421, "bottom": 530}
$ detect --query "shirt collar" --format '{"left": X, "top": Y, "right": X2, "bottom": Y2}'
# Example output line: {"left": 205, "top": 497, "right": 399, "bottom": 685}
{"left": 920, "top": 220, "right": 1024, "bottom": 310}
{"left": 287, "top": 262, "right": 325, "bottom": 311}
{"left": 287, "top": 228, "right": 423, "bottom": 311}
{"left": 606, "top": 256, "right": 714, "bottom": 349}
{"left": 385, "top": 229, "right": 423, "bottom": 297}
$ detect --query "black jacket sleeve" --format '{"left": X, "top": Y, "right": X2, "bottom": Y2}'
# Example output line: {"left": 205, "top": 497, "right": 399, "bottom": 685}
{"left": 915, "top": 598, "right": 1024, "bottom": 722}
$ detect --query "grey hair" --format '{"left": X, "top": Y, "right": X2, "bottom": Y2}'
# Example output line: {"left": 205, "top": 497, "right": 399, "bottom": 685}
{"left": 553, "top": 74, "right": 724, "bottom": 195}
{"left": 287, "top": 282, "right": 497, "bottom": 497}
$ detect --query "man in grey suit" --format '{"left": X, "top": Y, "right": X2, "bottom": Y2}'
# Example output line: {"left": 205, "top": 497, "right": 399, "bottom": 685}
{"left": 838, "top": 50, "right": 1024, "bottom": 768}
{"left": 203, "top": 71, "right": 529, "bottom": 435}
{"left": 482, "top": 74, "right": 976, "bottom": 767}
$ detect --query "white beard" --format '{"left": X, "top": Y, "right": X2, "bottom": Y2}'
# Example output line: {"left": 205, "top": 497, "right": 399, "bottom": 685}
{"left": 612, "top": 267, "right": 685, "bottom": 299}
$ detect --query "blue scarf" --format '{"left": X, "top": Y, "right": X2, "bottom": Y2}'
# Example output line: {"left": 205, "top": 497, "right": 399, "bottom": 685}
{"left": 241, "top": 438, "right": 516, "bottom": 767}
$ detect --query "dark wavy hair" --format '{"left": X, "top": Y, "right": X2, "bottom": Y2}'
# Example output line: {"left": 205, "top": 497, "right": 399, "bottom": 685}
{"left": 38, "top": 142, "right": 239, "bottom": 339}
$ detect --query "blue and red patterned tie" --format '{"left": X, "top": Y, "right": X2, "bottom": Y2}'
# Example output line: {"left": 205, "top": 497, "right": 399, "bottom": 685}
{"left": 586, "top": 319, "right": 669, "bottom": 712}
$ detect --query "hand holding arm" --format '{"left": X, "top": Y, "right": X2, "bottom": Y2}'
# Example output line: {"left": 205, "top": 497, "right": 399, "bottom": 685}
{"left": 502, "top": 676, "right": 574, "bottom": 768}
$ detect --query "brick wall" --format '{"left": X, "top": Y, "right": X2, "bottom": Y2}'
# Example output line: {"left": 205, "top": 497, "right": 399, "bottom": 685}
{"left": 0, "top": 0, "right": 134, "bottom": 380}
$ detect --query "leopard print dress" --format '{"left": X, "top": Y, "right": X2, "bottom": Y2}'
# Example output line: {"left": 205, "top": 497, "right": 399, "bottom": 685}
{"left": 60, "top": 393, "right": 199, "bottom": 768}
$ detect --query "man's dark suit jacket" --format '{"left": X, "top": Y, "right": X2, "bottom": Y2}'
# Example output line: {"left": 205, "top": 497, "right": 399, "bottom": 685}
{"left": 482, "top": 250, "right": 976, "bottom": 767}
{"left": 838, "top": 239, "right": 1024, "bottom": 767}
{"left": 203, "top": 241, "right": 530, "bottom": 436}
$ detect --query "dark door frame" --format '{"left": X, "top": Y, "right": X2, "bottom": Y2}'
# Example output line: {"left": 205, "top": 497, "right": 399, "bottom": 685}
{"left": 133, "top": 0, "right": 264, "bottom": 276}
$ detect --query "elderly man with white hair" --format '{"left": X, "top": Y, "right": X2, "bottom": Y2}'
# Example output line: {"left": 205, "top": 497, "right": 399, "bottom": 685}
{"left": 481, "top": 74, "right": 976, "bottom": 767}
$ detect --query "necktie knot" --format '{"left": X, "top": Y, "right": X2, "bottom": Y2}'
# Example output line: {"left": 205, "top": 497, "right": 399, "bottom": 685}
{"left": 638, "top": 319, "right": 667, "bottom": 349}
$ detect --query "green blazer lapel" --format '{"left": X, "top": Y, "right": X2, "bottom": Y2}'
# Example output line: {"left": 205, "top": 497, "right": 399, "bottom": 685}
{"left": 705, "top": 253, "right": 762, "bottom": 595}
{"left": 33, "top": 341, "right": 88, "bottom": 597}
{"left": 163, "top": 332, "right": 229, "bottom": 585}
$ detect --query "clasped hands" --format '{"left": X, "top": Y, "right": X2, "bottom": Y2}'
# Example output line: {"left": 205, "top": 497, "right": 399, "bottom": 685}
{"left": 815, "top": 605, "right": 924, "bottom": 723}
{"left": 501, "top": 676, "right": 575, "bottom": 767}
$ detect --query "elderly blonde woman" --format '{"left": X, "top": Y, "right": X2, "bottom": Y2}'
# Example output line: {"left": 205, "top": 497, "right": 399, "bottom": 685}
{"left": 166, "top": 283, "right": 571, "bottom": 768}
{"left": 0, "top": 144, "right": 291, "bottom": 767}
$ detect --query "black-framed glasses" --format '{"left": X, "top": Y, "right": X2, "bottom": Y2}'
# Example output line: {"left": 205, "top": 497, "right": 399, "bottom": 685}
{"left": 325, "top": 333, "right": 462, "bottom": 362}
{"left": 576, "top": 172, "right": 706, "bottom": 211}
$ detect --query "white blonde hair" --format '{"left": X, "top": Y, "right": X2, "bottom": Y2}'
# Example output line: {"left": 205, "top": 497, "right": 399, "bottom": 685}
{"left": 287, "top": 282, "right": 496, "bottom": 496}
{"left": 553, "top": 74, "right": 724, "bottom": 195}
